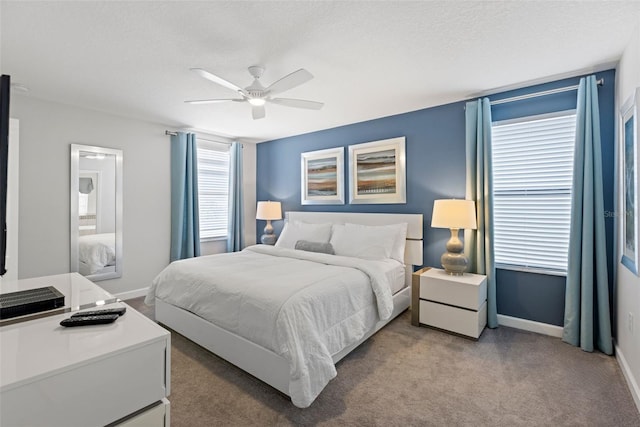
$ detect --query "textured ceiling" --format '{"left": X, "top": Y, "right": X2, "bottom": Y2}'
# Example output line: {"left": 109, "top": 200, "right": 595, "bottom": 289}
{"left": 1, "top": 1, "right": 639, "bottom": 143}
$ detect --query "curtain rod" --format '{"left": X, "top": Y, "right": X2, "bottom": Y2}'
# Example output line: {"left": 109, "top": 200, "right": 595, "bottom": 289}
{"left": 489, "top": 78, "right": 604, "bottom": 106}
{"left": 165, "top": 130, "right": 233, "bottom": 146}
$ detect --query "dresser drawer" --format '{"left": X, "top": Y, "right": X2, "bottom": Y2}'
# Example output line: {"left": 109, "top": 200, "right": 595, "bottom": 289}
{"left": 116, "top": 398, "right": 170, "bottom": 427}
{"left": 1, "top": 339, "right": 168, "bottom": 427}
{"left": 419, "top": 300, "right": 487, "bottom": 339}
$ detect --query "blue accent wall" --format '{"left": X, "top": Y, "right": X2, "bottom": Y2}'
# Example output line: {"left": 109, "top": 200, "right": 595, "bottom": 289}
{"left": 256, "top": 69, "right": 616, "bottom": 327}
{"left": 257, "top": 100, "right": 469, "bottom": 269}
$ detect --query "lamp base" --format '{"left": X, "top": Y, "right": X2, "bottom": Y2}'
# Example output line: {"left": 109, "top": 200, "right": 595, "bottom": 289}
{"left": 260, "top": 220, "right": 276, "bottom": 245}
{"left": 440, "top": 227, "right": 468, "bottom": 275}
{"left": 440, "top": 252, "right": 469, "bottom": 275}
{"left": 261, "top": 233, "right": 277, "bottom": 245}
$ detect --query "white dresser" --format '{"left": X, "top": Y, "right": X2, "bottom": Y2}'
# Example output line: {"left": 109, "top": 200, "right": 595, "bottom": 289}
{"left": 412, "top": 267, "right": 487, "bottom": 339}
{"left": 0, "top": 273, "right": 170, "bottom": 426}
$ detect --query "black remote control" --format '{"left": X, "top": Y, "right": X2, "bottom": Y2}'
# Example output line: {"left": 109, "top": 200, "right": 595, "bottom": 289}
{"left": 60, "top": 314, "right": 119, "bottom": 327}
{"left": 71, "top": 307, "right": 126, "bottom": 318}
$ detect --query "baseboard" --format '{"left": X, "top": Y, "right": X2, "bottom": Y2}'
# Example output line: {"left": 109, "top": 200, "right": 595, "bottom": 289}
{"left": 113, "top": 287, "right": 149, "bottom": 301}
{"left": 615, "top": 343, "right": 640, "bottom": 414}
{"left": 497, "top": 314, "right": 563, "bottom": 338}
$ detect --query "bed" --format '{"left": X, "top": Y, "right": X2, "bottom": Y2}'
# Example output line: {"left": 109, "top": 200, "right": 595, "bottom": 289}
{"left": 146, "top": 211, "right": 423, "bottom": 407}
{"left": 78, "top": 232, "right": 116, "bottom": 275}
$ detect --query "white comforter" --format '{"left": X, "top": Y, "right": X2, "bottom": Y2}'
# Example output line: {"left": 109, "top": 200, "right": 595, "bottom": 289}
{"left": 145, "top": 245, "right": 394, "bottom": 408}
{"left": 78, "top": 233, "right": 116, "bottom": 274}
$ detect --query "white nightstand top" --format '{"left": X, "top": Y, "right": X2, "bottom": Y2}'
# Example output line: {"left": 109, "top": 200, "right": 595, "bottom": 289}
{"left": 422, "top": 267, "right": 486, "bottom": 286}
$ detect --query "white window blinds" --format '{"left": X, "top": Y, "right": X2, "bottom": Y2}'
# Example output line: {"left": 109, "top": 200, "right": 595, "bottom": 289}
{"left": 491, "top": 111, "right": 576, "bottom": 274}
{"left": 197, "top": 142, "right": 230, "bottom": 241}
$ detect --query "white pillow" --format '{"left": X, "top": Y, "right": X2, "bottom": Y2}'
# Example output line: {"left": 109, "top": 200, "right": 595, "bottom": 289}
{"left": 330, "top": 223, "right": 405, "bottom": 261}
{"left": 376, "top": 222, "right": 408, "bottom": 263}
{"left": 275, "top": 221, "right": 333, "bottom": 249}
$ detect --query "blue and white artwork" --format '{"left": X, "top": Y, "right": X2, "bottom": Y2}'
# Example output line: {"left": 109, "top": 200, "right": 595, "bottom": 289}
{"left": 356, "top": 149, "right": 397, "bottom": 195}
{"left": 307, "top": 157, "right": 338, "bottom": 196}
{"left": 348, "top": 137, "right": 406, "bottom": 204}
{"left": 301, "top": 147, "right": 345, "bottom": 205}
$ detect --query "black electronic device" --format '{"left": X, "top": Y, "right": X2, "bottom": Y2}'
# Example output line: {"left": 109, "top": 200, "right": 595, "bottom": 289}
{"left": 0, "top": 74, "right": 11, "bottom": 277}
{"left": 0, "top": 286, "right": 65, "bottom": 319}
{"left": 60, "top": 314, "right": 119, "bottom": 327}
{"left": 71, "top": 307, "right": 126, "bottom": 318}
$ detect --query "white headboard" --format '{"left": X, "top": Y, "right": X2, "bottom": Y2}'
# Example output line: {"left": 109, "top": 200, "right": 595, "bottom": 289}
{"left": 285, "top": 211, "right": 423, "bottom": 267}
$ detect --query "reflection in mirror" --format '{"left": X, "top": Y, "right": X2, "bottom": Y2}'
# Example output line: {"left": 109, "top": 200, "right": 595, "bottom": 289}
{"left": 70, "top": 144, "right": 122, "bottom": 281}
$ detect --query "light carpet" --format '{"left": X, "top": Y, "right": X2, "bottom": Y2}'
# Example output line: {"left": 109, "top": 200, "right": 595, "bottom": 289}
{"left": 127, "top": 297, "right": 639, "bottom": 427}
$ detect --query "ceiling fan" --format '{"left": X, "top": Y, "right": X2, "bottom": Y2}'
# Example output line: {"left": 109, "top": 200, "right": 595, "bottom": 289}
{"left": 185, "top": 66, "right": 324, "bottom": 120}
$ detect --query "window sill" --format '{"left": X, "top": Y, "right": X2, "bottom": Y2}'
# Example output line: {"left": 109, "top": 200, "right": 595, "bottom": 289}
{"left": 200, "top": 236, "right": 228, "bottom": 243}
{"left": 496, "top": 264, "right": 567, "bottom": 277}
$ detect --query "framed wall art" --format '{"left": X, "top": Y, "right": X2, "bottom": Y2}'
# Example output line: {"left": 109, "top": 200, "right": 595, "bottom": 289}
{"left": 621, "top": 87, "right": 639, "bottom": 275}
{"left": 300, "top": 147, "right": 345, "bottom": 205}
{"left": 348, "top": 136, "right": 406, "bottom": 204}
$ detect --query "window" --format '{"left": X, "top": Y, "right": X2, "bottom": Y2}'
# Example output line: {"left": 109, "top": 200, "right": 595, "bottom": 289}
{"left": 197, "top": 141, "right": 230, "bottom": 241}
{"left": 491, "top": 111, "right": 576, "bottom": 274}
{"left": 78, "top": 193, "right": 89, "bottom": 216}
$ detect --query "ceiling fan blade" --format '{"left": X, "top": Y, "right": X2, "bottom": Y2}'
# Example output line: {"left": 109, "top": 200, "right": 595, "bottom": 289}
{"left": 266, "top": 69, "right": 313, "bottom": 95}
{"left": 185, "top": 98, "right": 244, "bottom": 104}
{"left": 269, "top": 98, "right": 324, "bottom": 110}
{"left": 252, "top": 105, "right": 266, "bottom": 120}
{"left": 190, "top": 68, "right": 246, "bottom": 94}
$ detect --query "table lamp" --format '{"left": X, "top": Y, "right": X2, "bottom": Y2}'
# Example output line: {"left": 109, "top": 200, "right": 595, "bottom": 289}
{"left": 431, "top": 199, "right": 477, "bottom": 275}
{"left": 256, "top": 201, "right": 282, "bottom": 245}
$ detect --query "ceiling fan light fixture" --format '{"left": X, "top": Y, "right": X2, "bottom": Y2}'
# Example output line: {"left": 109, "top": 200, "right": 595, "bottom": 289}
{"left": 188, "top": 66, "right": 321, "bottom": 120}
{"left": 248, "top": 98, "right": 266, "bottom": 106}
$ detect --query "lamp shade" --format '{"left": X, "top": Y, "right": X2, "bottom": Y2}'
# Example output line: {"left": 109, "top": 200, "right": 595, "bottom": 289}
{"left": 256, "top": 201, "right": 282, "bottom": 220}
{"left": 431, "top": 199, "right": 477, "bottom": 230}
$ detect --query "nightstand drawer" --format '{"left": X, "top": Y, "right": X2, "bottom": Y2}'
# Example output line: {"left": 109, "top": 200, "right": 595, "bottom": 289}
{"left": 419, "top": 300, "right": 487, "bottom": 339}
{"left": 420, "top": 269, "right": 486, "bottom": 310}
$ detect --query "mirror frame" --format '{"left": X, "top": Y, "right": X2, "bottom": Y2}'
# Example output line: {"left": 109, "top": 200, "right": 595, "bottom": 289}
{"left": 70, "top": 144, "right": 123, "bottom": 281}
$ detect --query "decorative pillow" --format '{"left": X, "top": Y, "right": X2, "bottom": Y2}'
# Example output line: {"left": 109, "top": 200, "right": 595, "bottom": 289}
{"left": 275, "top": 221, "right": 333, "bottom": 249}
{"left": 330, "top": 223, "right": 401, "bottom": 260}
{"left": 295, "top": 240, "right": 335, "bottom": 255}
{"left": 345, "top": 222, "right": 408, "bottom": 263}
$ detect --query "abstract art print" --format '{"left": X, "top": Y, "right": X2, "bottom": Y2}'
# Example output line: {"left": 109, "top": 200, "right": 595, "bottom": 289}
{"left": 348, "top": 137, "right": 406, "bottom": 204}
{"left": 301, "top": 147, "right": 344, "bottom": 205}
{"left": 621, "top": 88, "right": 639, "bottom": 275}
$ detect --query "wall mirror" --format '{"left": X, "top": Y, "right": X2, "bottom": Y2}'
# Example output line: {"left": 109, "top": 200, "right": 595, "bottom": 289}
{"left": 70, "top": 144, "right": 123, "bottom": 281}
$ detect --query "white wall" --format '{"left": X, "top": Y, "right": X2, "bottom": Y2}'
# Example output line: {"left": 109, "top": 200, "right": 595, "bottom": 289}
{"left": 12, "top": 95, "right": 256, "bottom": 296}
{"left": 615, "top": 17, "right": 640, "bottom": 411}
{"left": 243, "top": 142, "right": 257, "bottom": 248}
{"left": 12, "top": 95, "right": 171, "bottom": 295}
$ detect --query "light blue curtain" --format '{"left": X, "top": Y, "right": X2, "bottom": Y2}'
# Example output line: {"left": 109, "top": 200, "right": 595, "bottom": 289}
{"left": 226, "top": 142, "right": 244, "bottom": 252}
{"left": 465, "top": 98, "right": 498, "bottom": 329}
{"left": 562, "top": 75, "right": 612, "bottom": 355}
{"left": 170, "top": 132, "right": 200, "bottom": 262}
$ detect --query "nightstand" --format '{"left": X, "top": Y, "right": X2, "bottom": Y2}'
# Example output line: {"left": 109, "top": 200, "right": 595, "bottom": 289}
{"left": 411, "top": 267, "right": 487, "bottom": 339}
